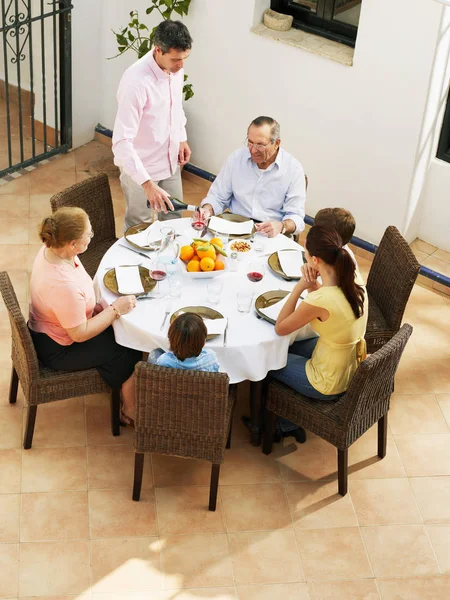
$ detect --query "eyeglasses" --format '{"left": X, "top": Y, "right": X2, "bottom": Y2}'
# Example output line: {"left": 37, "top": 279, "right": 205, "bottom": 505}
{"left": 245, "top": 138, "right": 274, "bottom": 152}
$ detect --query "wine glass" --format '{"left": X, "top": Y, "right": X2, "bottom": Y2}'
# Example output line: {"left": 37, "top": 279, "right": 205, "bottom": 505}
{"left": 190, "top": 208, "right": 207, "bottom": 235}
{"left": 150, "top": 255, "right": 167, "bottom": 298}
{"left": 246, "top": 261, "right": 265, "bottom": 283}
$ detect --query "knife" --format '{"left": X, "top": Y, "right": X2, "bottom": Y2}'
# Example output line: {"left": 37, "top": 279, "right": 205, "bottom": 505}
{"left": 223, "top": 318, "right": 228, "bottom": 347}
{"left": 118, "top": 243, "right": 154, "bottom": 260}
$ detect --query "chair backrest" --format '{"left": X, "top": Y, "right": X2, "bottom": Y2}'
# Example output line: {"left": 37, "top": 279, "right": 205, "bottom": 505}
{"left": 367, "top": 226, "right": 420, "bottom": 330}
{"left": 50, "top": 173, "right": 116, "bottom": 244}
{"left": 134, "top": 361, "right": 230, "bottom": 463}
{"left": 339, "top": 324, "right": 413, "bottom": 426}
{"left": 0, "top": 271, "right": 40, "bottom": 387}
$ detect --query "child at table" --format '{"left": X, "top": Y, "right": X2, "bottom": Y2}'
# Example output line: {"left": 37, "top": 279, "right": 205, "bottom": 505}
{"left": 148, "top": 313, "right": 220, "bottom": 372}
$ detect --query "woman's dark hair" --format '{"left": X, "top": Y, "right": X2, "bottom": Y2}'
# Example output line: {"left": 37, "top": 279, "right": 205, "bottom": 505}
{"left": 154, "top": 20, "right": 193, "bottom": 53}
{"left": 168, "top": 313, "right": 207, "bottom": 361}
{"left": 305, "top": 226, "right": 365, "bottom": 319}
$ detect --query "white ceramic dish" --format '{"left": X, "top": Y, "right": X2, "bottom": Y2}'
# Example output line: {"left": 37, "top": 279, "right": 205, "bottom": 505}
{"left": 184, "top": 269, "right": 226, "bottom": 279}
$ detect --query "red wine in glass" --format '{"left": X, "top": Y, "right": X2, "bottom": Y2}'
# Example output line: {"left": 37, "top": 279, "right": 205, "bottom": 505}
{"left": 151, "top": 269, "right": 167, "bottom": 281}
{"left": 192, "top": 221, "right": 205, "bottom": 231}
{"left": 247, "top": 271, "right": 263, "bottom": 282}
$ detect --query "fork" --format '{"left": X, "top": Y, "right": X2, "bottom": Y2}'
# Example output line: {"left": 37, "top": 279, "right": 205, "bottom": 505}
{"left": 160, "top": 304, "right": 172, "bottom": 331}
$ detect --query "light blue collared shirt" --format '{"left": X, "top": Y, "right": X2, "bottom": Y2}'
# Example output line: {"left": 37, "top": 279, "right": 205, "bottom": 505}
{"left": 201, "top": 147, "right": 306, "bottom": 234}
{"left": 148, "top": 348, "right": 220, "bottom": 373}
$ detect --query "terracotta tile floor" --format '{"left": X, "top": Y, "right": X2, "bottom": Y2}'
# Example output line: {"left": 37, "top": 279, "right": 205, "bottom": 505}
{"left": 0, "top": 141, "right": 449, "bottom": 598}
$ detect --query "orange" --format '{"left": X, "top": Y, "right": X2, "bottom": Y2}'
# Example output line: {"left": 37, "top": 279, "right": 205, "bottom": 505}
{"left": 187, "top": 259, "right": 201, "bottom": 272}
{"left": 190, "top": 254, "right": 201, "bottom": 262}
{"left": 191, "top": 240, "right": 204, "bottom": 250}
{"left": 214, "top": 259, "right": 225, "bottom": 271}
{"left": 210, "top": 237, "right": 223, "bottom": 248}
{"left": 197, "top": 245, "right": 216, "bottom": 260}
{"left": 200, "top": 257, "right": 215, "bottom": 271}
{"left": 179, "top": 245, "right": 194, "bottom": 261}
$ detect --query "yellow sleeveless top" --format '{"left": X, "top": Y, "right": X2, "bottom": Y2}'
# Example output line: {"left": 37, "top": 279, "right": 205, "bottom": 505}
{"left": 302, "top": 282, "right": 368, "bottom": 395}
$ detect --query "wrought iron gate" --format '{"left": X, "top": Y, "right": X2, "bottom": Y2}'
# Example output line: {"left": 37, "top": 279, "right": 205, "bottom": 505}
{"left": 0, "top": 0, "right": 72, "bottom": 177}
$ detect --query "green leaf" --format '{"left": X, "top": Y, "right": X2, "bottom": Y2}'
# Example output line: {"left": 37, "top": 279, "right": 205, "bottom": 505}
{"left": 145, "top": 6, "right": 154, "bottom": 14}
{"left": 128, "top": 31, "right": 135, "bottom": 42}
{"left": 139, "top": 23, "right": 148, "bottom": 30}
{"left": 116, "top": 34, "right": 127, "bottom": 46}
{"left": 138, "top": 40, "right": 150, "bottom": 58}
{"left": 174, "top": 6, "right": 183, "bottom": 15}
{"left": 183, "top": 83, "right": 194, "bottom": 101}
{"left": 118, "top": 46, "right": 127, "bottom": 54}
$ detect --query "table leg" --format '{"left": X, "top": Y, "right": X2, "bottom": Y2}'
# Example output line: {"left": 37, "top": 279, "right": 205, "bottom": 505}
{"left": 250, "top": 380, "right": 264, "bottom": 447}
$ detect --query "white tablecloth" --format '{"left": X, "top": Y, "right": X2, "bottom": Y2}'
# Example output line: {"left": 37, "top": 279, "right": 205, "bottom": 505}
{"left": 94, "top": 218, "right": 303, "bottom": 384}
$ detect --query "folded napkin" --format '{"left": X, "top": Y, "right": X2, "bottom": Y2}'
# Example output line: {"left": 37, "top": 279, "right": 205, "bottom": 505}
{"left": 115, "top": 266, "right": 144, "bottom": 294}
{"left": 127, "top": 223, "right": 162, "bottom": 248}
{"left": 209, "top": 215, "right": 254, "bottom": 235}
{"left": 277, "top": 250, "right": 303, "bottom": 278}
{"left": 258, "top": 294, "right": 292, "bottom": 322}
{"left": 203, "top": 318, "right": 227, "bottom": 335}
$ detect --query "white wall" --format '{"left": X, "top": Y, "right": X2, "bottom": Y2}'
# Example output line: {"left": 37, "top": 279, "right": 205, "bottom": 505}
{"left": 419, "top": 158, "right": 450, "bottom": 251}
{"left": 85, "top": 0, "right": 450, "bottom": 249}
{"left": 71, "top": 0, "right": 103, "bottom": 147}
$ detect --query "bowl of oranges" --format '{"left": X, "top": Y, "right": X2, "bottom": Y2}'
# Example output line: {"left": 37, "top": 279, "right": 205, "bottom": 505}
{"left": 179, "top": 237, "right": 227, "bottom": 278}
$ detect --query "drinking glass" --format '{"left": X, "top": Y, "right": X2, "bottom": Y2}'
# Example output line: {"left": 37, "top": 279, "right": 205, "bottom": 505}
{"left": 217, "top": 232, "right": 229, "bottom": 247}
{"left": 169, "top": 277, "right": 182, "bottom": 299}
{"left": 252, "top": 231, "right": 267, "bottom": 254}
{"left": 246, "top": 261, "right": 265, "bottom": 283}
{"left": 207, "top": 281, "right": 223, "bottom": 305}
{"left": 237, "top": 290, "right": 253, "bottom": 313}
{"left": 150, "top": 256, "right": 167, "bottom": 298}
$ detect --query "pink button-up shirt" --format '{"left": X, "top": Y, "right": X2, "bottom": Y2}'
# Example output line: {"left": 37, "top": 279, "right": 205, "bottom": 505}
{"left": 112, "top": 50, "right": 187, "bottom": 186}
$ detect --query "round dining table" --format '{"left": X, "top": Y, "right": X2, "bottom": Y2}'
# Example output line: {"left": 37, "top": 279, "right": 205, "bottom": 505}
{"left": 94, "top": 217, "right": 304, "bottom": 444}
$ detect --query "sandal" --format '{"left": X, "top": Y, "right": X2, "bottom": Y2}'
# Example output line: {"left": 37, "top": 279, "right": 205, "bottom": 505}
{"left": 119, "top": 400, "right": 135, "bottom": 428}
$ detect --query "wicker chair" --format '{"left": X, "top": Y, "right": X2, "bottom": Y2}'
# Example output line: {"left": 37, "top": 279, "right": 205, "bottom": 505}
{"left": 263, "top": 324, "right": 413, "bottom": 496}
{"left": 0, "top": 271, "right": 121, "bottom": 449}
{"left": 132, "top": 362, "right": 235, "bottom": 511}
{"left": 365, "top": 226, "right": 419, "bottom": 353}
{"left": 50, "top": 173, "right": 117, "bottom": 278}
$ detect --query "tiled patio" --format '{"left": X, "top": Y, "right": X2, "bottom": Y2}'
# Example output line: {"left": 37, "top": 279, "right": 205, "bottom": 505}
{"left": 0, "top": 140, "right": 449, "bottom": 598}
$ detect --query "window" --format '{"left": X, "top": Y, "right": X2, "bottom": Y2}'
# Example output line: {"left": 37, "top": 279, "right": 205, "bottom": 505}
{"left": 437, "top": 89, "right": 450, "bottom": 163}
{"left": 270, "top": 0, "right": 362, "bottom": 47}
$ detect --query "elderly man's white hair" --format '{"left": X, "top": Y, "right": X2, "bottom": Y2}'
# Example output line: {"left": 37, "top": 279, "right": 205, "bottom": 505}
{"left": 248, "top": 116, "right": 281, "bottom": 142}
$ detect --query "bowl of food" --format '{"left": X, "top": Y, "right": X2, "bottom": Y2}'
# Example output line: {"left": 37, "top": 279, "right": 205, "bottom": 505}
{"left": 229, "top": 239, "right": 252, "bottom": 260}
{"left": 179, "top": 238, "right": 227, "bottom": 278}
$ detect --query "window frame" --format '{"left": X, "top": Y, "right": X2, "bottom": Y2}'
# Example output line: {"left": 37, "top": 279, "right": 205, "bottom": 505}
{"left": 437, "top": 89, "right": 450, "bottom": 163}
{"left": 270, "top": 0, "right": 359, "bottom": 48}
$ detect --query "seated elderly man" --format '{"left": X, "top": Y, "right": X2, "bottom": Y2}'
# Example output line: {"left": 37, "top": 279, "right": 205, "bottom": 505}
{"left": 200, "top": 116, "right": 306, "bottom": 238}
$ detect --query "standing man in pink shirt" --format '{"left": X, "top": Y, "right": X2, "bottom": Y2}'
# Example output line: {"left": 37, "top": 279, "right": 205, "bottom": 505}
{"left": 112, "top": 21, "right": 193, "bottom": 229}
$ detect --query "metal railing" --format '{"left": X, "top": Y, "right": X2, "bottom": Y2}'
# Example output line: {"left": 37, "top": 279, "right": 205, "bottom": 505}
{"left": 0, "top": 0, "right": 72, "bottom": 177}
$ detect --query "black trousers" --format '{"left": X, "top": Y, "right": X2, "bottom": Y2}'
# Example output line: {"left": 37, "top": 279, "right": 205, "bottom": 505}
{"left": 30, "top": 326, "right": 142, "bottom": 389}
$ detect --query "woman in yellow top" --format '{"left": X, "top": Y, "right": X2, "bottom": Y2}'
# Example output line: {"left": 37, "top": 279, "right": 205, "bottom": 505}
{"left": 272, "top": 225, "right": 368, "bottom": 440}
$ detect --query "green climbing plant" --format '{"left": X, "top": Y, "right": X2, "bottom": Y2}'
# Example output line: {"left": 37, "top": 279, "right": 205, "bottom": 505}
{"left": 110, "top": 0, "right": 194, "bottom": 101}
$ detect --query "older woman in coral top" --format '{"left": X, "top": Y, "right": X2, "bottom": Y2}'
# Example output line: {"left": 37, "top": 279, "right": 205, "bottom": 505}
{"left": 28, "top": 207, "right": 141, "bottom": 423}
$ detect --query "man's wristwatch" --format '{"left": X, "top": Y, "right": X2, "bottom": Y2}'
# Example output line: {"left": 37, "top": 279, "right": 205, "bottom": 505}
{"left": 280, "top": 222, "right": 287, "bottom": 235}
